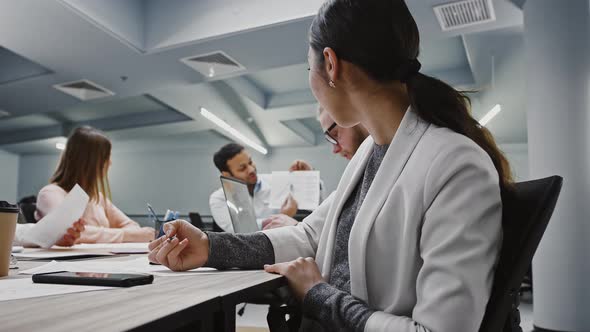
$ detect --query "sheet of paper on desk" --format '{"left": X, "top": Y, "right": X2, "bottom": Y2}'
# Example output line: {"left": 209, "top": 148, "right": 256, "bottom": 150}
{"left": 20, "top": 257, "right": 217, "bottom": 277}
{"left": 269, "top": 171, "right": 320, "bottom": 210}
{"left": 66, "top": 243, "right": 150, "bottom": 254}
{"left": 13, "top": 250, "right": 115, "bottom": 260}
{"left": 0, "top": 278, "right": 114, "bottom": 302}
{"left": 21, "top": 184, "right": 89, "bottom": 248}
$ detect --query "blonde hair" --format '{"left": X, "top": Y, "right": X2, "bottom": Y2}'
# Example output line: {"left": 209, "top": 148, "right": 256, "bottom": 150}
{"left": 50, "top": 126, "right": 112, "bottom": 202}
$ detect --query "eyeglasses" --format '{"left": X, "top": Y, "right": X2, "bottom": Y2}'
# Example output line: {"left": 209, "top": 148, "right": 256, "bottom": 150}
{"left": 324, "top": 122, "right": 338, "bottom": 145}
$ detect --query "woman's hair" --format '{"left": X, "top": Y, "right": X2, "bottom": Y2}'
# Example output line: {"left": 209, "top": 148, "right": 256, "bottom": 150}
{"left": 309, "top": 0, "right": 512, "bottom": 189}
{"left": 50, "top": 126, "right": 112, "bottom": 202}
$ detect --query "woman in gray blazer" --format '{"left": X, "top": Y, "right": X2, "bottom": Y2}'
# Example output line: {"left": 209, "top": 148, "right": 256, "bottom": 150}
{"left": 148, "top": 0, "right": 513, "bottom": 331}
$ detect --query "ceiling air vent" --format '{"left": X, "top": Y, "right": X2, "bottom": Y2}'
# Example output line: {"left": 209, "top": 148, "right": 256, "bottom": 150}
{"left": 181, "top": 51, "right": 245, "bottom": 80}
{"left": 53, "top": 79, "right": 115, "bottom": 101}
{"left": 434, "top": 0, "right": 496, "bottom": 31}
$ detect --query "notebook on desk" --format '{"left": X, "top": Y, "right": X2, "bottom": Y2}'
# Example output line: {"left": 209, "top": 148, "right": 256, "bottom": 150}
{"left": 220, "top": 176, "right": 260, "bottom": 233}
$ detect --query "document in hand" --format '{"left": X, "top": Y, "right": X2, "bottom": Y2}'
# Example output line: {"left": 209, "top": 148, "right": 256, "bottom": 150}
{"left": 269, "top": 171, "right": 320, "bottom": 211}
{"left": 22, "top": 184, "right": 89, "bottom": 248}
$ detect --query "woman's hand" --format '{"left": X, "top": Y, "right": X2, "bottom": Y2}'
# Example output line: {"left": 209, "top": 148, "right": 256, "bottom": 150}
{"left": 55, "top": 219, "right": 85, "bottom": 246}
{"left": 289, "top": 160, "right": 313, "bottom": 171}
{"left": 264, "top": 257, "right": 324, "bottom": 300}
{"left": 147, "top": 219, "right": 209, "bottom": 271}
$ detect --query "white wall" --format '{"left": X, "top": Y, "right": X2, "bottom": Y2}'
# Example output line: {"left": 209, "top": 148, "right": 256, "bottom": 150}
{"left": 17, "top": 142, "right": 348, "bottom": 216}
{"left": 0, "top": 150, "right": 19, "bottom": 203}
{"left": 470, "top": 29, "right": 527, "bottom": 144}
{"left": 18, "top": 154, "right": 59, "bottom": 203}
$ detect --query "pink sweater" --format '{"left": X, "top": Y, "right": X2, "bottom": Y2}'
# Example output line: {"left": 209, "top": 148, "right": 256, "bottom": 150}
{"left": 34, "top": 184, "right": 141, "bottom": 243}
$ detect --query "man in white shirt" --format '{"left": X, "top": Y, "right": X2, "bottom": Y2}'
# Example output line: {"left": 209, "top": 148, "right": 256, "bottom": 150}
{"left": 209, "top": 143, "right": 300, "bottom": 233}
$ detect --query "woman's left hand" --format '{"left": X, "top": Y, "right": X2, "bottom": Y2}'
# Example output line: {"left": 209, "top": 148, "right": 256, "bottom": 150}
{"left": 264, "top": 257, "right": 324, "bottom": 300}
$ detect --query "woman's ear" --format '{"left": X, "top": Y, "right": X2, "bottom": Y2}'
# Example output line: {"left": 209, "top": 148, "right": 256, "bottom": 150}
{"left": 323, "top": 47, "right": 340, "bottom": 83}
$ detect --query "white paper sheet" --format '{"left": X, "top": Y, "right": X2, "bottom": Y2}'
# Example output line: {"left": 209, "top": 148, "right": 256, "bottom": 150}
{"left": 20, "top": 257, "right": 217, "bottom": 277}
{"left": 22, "top": 184, "right": 89, "bottom": 248}
{"left": 0, "top": 278, "right": 114, "bottom": 302}
{"left": 269, "top": 171, "right": 320, "bottom": 210}
{"left": 67, "top": 243, "right": 149, "bottom": 250}
{"left": 13, "top": 250, "right": 115, "bottom": 260}
{"left": 61, "top": 243, "right": 150, "bottom": 254}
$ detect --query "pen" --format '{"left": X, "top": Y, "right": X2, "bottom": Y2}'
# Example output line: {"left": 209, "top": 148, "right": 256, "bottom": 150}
{"left": 146, "top": 203, "right": 160, "bottom": 222}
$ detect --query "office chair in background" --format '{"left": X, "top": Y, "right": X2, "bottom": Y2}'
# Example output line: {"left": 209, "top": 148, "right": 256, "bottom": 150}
{"left": 189, "top": 212, "right": 225, "bottom": 232}
{"left": 188, "top": 212, "right": 206, "bottom": 229}
{"left": 18, "top": 195, "right": 37, "bottom": 223}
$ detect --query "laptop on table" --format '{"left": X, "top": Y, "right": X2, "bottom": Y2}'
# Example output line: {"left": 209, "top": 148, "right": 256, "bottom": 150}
{"left": 219, "top": 176, "right": 260, "bottom": 233}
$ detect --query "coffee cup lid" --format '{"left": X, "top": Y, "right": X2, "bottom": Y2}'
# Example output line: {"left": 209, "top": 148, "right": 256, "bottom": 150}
{"left": 0, "top": 201, "right": 19, "bottom": 213}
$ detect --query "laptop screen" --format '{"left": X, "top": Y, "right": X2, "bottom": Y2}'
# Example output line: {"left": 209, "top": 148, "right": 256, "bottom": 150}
{"left": 219, "top": 176, "right": 260, "bottom": 233}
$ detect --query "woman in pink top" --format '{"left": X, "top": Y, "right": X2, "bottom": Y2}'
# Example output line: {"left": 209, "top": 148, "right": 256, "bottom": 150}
{"left": 34, "top": 126, "right": 155, "bottom": 243}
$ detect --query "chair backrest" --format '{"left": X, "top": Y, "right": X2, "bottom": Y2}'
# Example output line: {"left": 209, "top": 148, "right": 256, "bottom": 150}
{"left": 479, "top": 176, "right": 563, "bottom": 332}
{"left": 188, "top": 212, "right": 205, "bottom": 229}
{"left": 19, "top": 202, "right": 38, "bottom": 223}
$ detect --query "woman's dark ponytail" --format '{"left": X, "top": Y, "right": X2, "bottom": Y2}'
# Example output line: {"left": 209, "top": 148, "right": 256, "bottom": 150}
{"left": 406, "top": 73, "right": 513, "bottom": 189}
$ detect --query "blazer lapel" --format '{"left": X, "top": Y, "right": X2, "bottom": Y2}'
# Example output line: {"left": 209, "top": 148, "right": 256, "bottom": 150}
{"left": 348, "top": 108, "right": 430, "bottom": 302}
{"left": 316, "top": 137, "right": 374, "bottom": 279}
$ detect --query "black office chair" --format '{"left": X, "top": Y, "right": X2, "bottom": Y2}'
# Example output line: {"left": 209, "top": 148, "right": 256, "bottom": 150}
{"left": 188, "top": 212, "right": 206, "bottom": 229}
{"left": 210, "top": 218, "right": 225, "bottom": 232}
{"left": 479, "top": 175, "right": 563, "bottom": 332}
{"left": 18, "top": 196, "right": 38, "bottom": 224}
{"left": 293, "top": 209, "right": 312, "bottom": 222}
{"left": 19, "top": 203, "right": 37, "bottom": 223}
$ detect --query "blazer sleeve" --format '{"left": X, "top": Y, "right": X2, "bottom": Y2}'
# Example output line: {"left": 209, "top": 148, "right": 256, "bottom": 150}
{"left": 365, "top": 144, "right": 502, "bottom": 332}
{"left": 262, "top": 192, "right": 333, "bottom": 263}
{"left": 209, "top": 190, "right": 234, "bottom": 233}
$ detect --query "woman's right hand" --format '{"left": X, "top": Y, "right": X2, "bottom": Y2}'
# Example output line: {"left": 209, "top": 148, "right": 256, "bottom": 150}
{"left": 147, "top": 219, "right": 209, "bottom": 272}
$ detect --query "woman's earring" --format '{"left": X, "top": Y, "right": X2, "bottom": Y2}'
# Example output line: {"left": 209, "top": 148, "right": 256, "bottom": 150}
{"left": 329, "top": 80, "right": 336, "bottom": 88}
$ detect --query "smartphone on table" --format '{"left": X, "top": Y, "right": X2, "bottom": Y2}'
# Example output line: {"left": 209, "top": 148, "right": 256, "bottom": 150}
{"left": 32, "top": 271, "right": 154, "bottom": 287}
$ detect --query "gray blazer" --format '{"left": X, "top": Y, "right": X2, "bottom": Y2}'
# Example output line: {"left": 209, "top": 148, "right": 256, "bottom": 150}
{"left": 263, "top": 109, "right": 502, "bottom": 332}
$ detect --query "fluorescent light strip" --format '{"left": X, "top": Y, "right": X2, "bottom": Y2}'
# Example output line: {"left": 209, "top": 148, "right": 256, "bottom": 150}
{"left": 200, "top": 107, "right": 268, "bottom": 155}
{"left": 56, "top": 142, "right": 66, "bottom": 150}
{"left": 479, "top": 104, "right": 502, "bottom": 126}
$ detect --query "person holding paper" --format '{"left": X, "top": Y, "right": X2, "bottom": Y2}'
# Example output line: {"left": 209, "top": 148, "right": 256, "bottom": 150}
{"left": 34, "top": 126, "right": 155, "bottom": 243}
{"left": 13, "top": 220, "right": 85, "bottom": 247}
{"left": 149, "top": 0, "right": 513, "bottom": 331}
{"left": 209, "top": 143, "right": 319, "bottom": 233}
